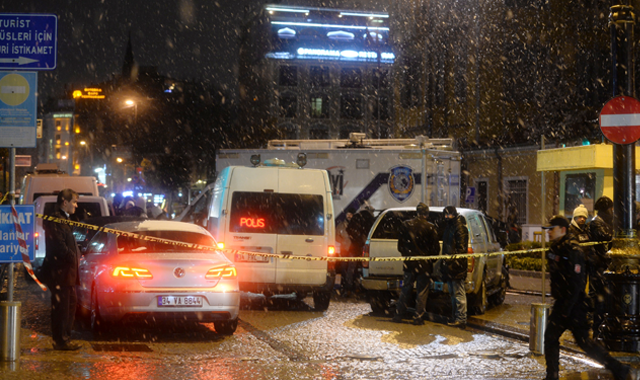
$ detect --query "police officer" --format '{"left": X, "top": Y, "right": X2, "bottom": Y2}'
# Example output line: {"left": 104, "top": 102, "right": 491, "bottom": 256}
{"left": 543, "top": 215, "right": 631, "bottom": 380}
{"left": 441, "top": 206, "right": 469, "bottom": 328}
{"left": 392, "top": 203, "right": 439, "bottom": 325}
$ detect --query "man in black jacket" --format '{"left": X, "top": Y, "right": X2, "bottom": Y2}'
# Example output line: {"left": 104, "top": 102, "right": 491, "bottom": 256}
{"left": 41, "top": 189, "right": 81, "bottom": 351}
{"left": 441, "top": 206, "right": 469, "bottom": 328}
{"left": 392, "top": 203, "right": 439, "bottom": 325}
{"left": 345, "top": 203, "right": 375, "bottom": 296}
{"left": 543, "top": 215, "right": 631, "bottom": 380}
{"left": 587, "top": 196, "right": 613, "bottom": 337}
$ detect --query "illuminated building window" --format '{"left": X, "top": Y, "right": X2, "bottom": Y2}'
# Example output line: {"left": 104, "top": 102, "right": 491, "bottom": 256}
{"left": 56, "top": 120, "right": 61, "bottom": 131}
{"left": 55, "top": 134, "right": 61, "bottom": 144}
{"left": 279, "top": 93, "right": 298, "bottom": 118}
{"left": 340, "top": 94, "right": 363, "bottom": 119}
{"left": 279, "top": 66, "right": 298, "bottom": 86}
{"left": 310, "top": 94, "right": 329, "bottom": 118}
{"left": 340, "top": 68, "right": 362, "bottom": 88}
{"left": 310, "top": 66, "right": 330, "bottom": 87}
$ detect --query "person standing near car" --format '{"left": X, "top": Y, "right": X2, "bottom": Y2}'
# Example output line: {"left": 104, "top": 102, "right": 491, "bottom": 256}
{"left": 543, "top": 215, "right": 632, "bottom": 380}
{"left": 336, "top": 207, "right": 355, "bottom": 295}
{"left": 345, "top": 203, "right": 375, "bottom": 297}
{"left": 587, "top": 196, "right": 614, "bottom": 338}
{"left": 41, "top": 189, "right": 82, "bottom": 351}
{"left": 441, "top": 206, "right": 469, "bottom": 328}
{"left": 392, "top": 202, "right": 440, "bottom": 325}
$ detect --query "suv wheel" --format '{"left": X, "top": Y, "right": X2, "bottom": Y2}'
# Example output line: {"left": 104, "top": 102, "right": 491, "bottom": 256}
{"left": 489, "top": 266, "right": 509, "bottom": 306}
{"left": 313, "top": 290, "right": 331, "bottom": 311}
{"left": 469, "top": 277, "right": 487, "bottom": 315}
{"left": 368, "top": 291, "right": 393, "bottom": 315}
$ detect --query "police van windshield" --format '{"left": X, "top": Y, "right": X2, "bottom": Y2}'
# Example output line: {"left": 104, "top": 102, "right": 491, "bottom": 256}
{"left": 230, "top": 192, "right": 324, "bottom": 235}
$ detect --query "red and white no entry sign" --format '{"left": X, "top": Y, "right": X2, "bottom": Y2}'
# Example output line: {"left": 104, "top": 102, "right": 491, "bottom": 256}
{"left": 599, "top": 95, "right": 640, "bottom": 145}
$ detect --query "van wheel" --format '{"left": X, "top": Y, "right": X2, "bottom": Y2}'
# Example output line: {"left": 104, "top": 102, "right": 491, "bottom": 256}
{"left": 489, "top": 266, "right": 509, "bottom": 306}
{"left": 312, "top": 291, "right": 331, "bottom": 311}
{"left": 214, "top": 318, "right": 238, "bottom": 335}
{"left": 368, "top": 291, "right": 392, "bottom": 315}
{"left": 470, "top": 277, "right": 487, "bottom": 316}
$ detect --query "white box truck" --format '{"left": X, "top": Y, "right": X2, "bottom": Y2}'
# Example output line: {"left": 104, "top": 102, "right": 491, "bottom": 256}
{"left": 215, "top": 135, "right": 461, "bottom": 228}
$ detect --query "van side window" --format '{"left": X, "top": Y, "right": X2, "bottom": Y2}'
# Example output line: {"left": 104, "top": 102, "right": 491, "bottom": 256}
{"left": 230, "top": 192, "right": 324, "bottom": 235}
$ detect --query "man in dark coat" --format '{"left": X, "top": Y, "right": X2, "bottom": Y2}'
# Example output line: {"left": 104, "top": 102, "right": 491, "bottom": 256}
{"left": 41, "top": 189, "right": 82, "bottom": 351}
{"left": 543, "top": 215, "right": 631, "bottom": 380}
{"left": 586, "top": 196, "right": 613, "bottom": 337}
{"left": 392, "top": 203, "right": 440, "bottom": 325}
{"left": 344, "top": 203, "right": 375, "bottom": 295}
{"left": 440, "top": 206, "right": 469, "bottom": 328}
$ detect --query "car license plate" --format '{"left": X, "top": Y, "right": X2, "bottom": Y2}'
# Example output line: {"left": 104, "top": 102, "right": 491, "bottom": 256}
{"left": 158, "top": 296, "right": 203, "bottom": 307}
{"left": 234, "top": 253, "right": 269, "bottom": 263}
{"left": 433, "top": 281, "right": 444, "bottom": 291}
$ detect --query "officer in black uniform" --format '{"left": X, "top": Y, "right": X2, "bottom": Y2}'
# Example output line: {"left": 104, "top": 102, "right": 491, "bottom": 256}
{"left": 391, "top": 202, "right": 439, "bottom": 325}
{"left": 542, "top": 215, "right": 631, "bottom": 380}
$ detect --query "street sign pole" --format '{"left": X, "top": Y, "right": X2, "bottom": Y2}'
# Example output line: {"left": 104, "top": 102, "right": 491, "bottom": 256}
{"left": 7, "top": 148, "right": 14, "bottom": 303}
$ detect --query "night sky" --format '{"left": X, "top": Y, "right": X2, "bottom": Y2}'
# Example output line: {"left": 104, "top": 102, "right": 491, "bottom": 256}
{"left": 1, "top": 0, "right": 254, "bottom": 101}
{"left": 1, "top": 0, "right": 389, "bottom": 104}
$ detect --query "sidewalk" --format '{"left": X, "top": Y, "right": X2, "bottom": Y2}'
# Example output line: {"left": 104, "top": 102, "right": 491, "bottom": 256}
{"left": 478, "top": 269, "right": 640, "bottom": 364}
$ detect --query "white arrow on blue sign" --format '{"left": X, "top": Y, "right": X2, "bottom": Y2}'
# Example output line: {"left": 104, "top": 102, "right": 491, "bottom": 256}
{"left": 0, "top": 13, "right": 58, "bottom": 70}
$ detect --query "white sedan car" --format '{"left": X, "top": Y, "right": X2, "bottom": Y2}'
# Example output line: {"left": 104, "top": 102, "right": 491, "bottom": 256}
{"left": 77, "top": 220, "right": 240, "bottom": 335}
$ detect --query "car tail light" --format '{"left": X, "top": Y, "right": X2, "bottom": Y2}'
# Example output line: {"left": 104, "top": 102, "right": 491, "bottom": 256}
{"left": 328, "top": 245, "right": 335, "bottom": 255}
{"left": 362, "top": 243, "right": 370, "bottom": 268}
{"left": 217, "top": 242, "right": 225, "bottom": 250}
{"left": 467, "top": 247, "right": 474, "bottom": 273}
{"left": 34, "top": 232, "right": 39, "bottom": 250}
{"left": 112, "top": 266, "right": 153, "bottom": 279}
{"left": 206, "top": 266, "right": 237, "bottom": 279}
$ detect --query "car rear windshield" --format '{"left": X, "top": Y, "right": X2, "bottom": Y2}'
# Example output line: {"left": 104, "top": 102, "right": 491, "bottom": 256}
{"left": 117, "top": 230, "right": 216, "bottom": 253}
{"left": 371, "top": 211, "right": 447, "bottom": 239}
{"left": 229, "top": 192, "right": 324, "bottom": 235}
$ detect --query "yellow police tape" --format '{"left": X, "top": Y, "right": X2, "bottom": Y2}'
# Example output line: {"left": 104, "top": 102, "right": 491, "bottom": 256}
{"left": 36, "top": 213, "right": 609, "bottom": 262}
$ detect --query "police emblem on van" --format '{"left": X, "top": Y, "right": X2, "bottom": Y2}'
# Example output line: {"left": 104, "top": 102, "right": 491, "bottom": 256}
{"left": 388, "top": 166, "right": 414, "bottom": 202}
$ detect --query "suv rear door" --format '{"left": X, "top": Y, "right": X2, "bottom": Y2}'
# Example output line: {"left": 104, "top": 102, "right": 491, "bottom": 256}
{"left": 367, "top": 210, "right": 415, "bottom": 276}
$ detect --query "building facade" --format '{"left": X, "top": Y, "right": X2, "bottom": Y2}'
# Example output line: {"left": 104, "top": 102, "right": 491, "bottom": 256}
{"left": 264, "top": 4, "right": 395, "bottom": 139}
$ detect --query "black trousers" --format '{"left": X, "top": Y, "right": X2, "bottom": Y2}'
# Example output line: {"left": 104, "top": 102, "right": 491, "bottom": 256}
{"left": 588, "top": 267, "right": 608, "bottom": 336}
{"left": 544, "top": 298, "right": 626, "bottom": 380}
{"left": 50, "top": 285, "right": 77, "bottom": 346}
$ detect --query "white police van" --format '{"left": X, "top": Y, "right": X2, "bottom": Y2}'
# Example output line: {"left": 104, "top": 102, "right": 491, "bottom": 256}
{"left": 183, "top": 154, "right": 336, "bottom": 310}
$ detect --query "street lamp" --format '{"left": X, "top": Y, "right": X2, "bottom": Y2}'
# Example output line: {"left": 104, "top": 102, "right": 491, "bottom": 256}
{"left": 124, "top": 99, "right": 137, "bottom": 124}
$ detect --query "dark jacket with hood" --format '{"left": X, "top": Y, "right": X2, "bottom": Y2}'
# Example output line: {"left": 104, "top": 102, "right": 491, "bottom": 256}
{"left": 346, "top": 208, "right": 375, "bottom": 257}
{"left": 41, "top": 207, "right": 80, "bottom": 286}
{"left": 397, "top": 216, "right": 440, "bottom": 274}
{"left": 586, "top": 215, "right": 612, "bottom": 272}
{"left": 548, "top": 233, "right": 587, "bottom": 317}
{"left": 441, "top": 214, "right": 469, "bottom": 281}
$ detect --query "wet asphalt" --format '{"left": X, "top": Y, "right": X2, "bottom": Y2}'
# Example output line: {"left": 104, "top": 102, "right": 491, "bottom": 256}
{"left": 0, "top": 269, "right": 637, "bottom": 380}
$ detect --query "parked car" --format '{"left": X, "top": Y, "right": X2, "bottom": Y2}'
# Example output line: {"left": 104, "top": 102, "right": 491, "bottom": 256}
{"left": 77, "top": 220, "right": 240, "bottom": 335}
{"left": 73, "top": 215, "right": 147, "bottom": 252}
{"left": 361, "top": 207, "right": 508, "bottom": 315}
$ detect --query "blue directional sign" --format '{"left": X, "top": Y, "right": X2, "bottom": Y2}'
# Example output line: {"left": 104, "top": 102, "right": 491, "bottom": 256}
{"left": 0, "top": 13, "right": 57, "bottom": 70}
{"left": 0, "top": 71, "right": 37, "bottom": 147}
{"left": 0, "top": 205, "right": 35, "bottom": 263}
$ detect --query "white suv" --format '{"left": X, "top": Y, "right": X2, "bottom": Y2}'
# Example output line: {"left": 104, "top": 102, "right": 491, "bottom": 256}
{"left": 361, "top": 207, "right": 508, "bottom": 315}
